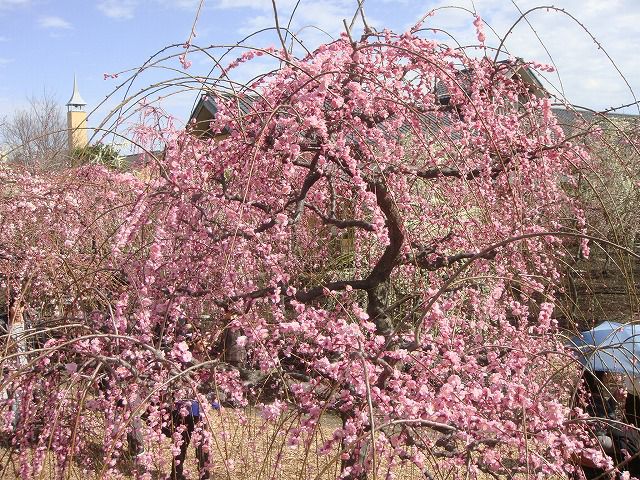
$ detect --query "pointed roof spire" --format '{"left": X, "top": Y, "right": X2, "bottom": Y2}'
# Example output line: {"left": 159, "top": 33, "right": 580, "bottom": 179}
{"left": 66, "top": 75, "right": 86, "bottom": 108}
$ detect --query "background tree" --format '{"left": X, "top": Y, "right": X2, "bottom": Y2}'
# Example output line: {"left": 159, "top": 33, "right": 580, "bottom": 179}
{"left": 71, "top": 143, "right": 123, "bottom": 169}
{"left": 0, "top": 93, "right": 68, "bottom": 170}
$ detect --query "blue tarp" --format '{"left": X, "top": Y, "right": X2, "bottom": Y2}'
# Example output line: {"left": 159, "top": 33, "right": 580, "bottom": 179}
{"left": 570, "top": 321, "right": 640, "bottom": 377}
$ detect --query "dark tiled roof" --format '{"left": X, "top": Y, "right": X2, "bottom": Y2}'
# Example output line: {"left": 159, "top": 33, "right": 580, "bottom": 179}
{"left": 188, "top": 93, "right": 257, "bottom": 138}
{"left": 551, "top": 107, "right": 639, "bottom": 137}
{"left": 120, "top": 150, "right": 163, "bottom": 169}
{"left": 435, "top": 60, "right": 546, "bottom": 103}
{"left": 191, "top": 95, "right": 218, "bottom": 119}
{"left": 187, "top": 90, "right": 639, "bottom": 146}
{"left": 188, "top": 91, "right": 455, "bottom": 141}
{"left": 190, "top": 93, "right": 255, "bottom": 120}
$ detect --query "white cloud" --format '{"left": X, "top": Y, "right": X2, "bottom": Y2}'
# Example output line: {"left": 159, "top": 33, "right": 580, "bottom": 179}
{"left": 0, "top": 57, "right": 13, "bottom": 66}
{"left": 158, "top": 0, "right": 203, "bottom": 8}
{"left": 97, "top": 0, "right": 137, "bottom": 20}
{"left": 214, "top": 0, "right": 376, "bottom": 51}
{"left": 38, "top": 15, "right": 72, "bottom": 29}
{"left": 0, "top": 0, "right": 29, "bottom": 8}
{"left": 215, "top": 0, "right": 273, "bottom": 8}
{"left": 97, "top": 0, "right": 206, "bottom": 19}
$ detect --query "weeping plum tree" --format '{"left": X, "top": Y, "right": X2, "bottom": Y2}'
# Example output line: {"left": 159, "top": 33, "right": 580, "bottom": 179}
{"left": 0, "top": 165, "right": 144, "bottom": 476}
{"left": 0, "top": 18, "right": 612, "bottom": 480}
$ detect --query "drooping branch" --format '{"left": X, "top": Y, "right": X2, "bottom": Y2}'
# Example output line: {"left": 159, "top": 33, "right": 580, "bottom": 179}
{"left": 405, "top": 249, "right": 497, "bottom": 270}
{"left": 394, "top": 147, "right": 543, "bottom": 182}
{"left": 305, "top": 203, "right": 375, "bottom": 231}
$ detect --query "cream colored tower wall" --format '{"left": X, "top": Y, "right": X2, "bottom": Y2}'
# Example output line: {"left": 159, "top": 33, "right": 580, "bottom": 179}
{"left": 67, "top": 110, "right": 88, "bottom": 151}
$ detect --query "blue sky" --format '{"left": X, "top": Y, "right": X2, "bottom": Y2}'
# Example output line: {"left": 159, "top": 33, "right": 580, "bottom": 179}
{"left": 1, "top": 0, "right": 639, "bottom": 148}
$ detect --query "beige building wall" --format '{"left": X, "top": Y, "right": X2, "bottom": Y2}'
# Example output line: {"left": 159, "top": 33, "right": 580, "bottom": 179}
{"left": 67, "top": 110, "right": 88, "bottom": 151}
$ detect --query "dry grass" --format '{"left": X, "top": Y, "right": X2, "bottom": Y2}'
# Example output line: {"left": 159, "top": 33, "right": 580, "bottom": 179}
{"left": 0, "top": 399, "right": 577, "bottom": 480}
{"left": 0, "top": 359, "right": 580, "bottom": 480}
{"left": 0, "top": 408, "right": 432, "bottom": 480}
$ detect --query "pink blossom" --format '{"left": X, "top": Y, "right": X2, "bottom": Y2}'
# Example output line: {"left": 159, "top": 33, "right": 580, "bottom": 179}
{"left": 172, "top": 341, "right": 193, "bottom": 363}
